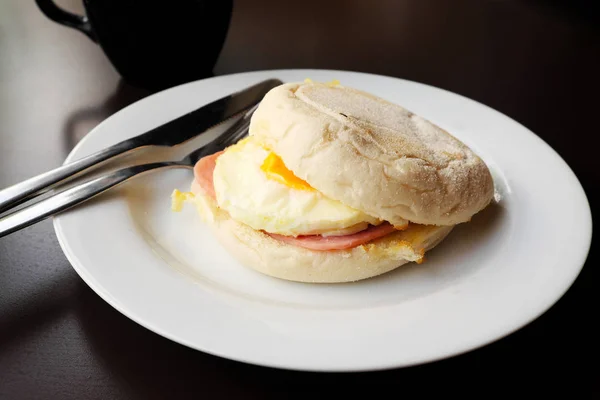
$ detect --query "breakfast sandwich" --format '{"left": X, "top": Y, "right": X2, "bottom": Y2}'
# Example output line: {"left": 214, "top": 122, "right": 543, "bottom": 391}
{"left": 172, "top": 80, "right": 494, "bottom": 283}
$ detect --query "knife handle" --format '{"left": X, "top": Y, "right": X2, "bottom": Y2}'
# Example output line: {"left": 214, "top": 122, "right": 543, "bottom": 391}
{"left": 0, "top": 139, "right": 138, "bottom": 214}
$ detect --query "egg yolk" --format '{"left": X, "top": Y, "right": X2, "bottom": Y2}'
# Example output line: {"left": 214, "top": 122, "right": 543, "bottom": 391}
{"left": 260, "top": 152, "right": 313, "bottom": 191}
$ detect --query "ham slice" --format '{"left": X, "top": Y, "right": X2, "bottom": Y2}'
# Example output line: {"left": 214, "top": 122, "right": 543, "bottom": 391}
{"left": 194, "top": 153, "right": 398, "bottom": 251}
{"left": 193, "top": 151, "right": 223, "bottom": 199}
{"left": 266, "top": 223, "right": 397, "bottom": 251}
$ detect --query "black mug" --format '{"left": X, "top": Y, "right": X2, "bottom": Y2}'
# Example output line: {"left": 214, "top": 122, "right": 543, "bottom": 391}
{"left": 35, "top": 0, "right": 233, "bottom": 91}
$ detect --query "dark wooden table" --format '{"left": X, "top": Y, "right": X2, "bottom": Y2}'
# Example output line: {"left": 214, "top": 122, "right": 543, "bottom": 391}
{"left": 1, "top": 0, "right": 598, "bottom": 397}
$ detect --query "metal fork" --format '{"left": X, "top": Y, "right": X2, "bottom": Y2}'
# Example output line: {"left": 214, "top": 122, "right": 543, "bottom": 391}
{"left": 0, "top": 105, "right": 253, "bottom": 238}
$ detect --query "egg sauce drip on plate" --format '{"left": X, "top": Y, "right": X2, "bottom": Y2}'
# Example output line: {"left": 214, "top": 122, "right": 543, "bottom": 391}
{"left": 212, "top": 137, "right": 381, "bottom": 237}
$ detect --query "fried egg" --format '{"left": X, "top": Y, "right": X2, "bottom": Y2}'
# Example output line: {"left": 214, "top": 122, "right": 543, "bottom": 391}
{"left": 212, "top": 137, "right": 381, "bottom": 236}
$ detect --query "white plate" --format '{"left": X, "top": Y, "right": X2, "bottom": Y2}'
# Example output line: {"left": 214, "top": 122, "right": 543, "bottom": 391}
{"left": 54, "top": 70, "right": 592, "bottom": 372}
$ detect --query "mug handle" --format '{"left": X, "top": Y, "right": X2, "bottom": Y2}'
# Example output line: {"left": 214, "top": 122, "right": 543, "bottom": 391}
{"left": 35, "top": 0, "right": 97, "bottom": 42}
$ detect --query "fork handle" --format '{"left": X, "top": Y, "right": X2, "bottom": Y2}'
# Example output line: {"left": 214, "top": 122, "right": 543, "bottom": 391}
{"left": 0, "top": 140, "right": 141, "bottom": 214}
{"left": 0, "top": 162, "right": 181, "bottom": 238}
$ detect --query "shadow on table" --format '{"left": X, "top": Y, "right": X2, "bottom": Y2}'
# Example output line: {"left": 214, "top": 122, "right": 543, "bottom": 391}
{"left": 0, "top": 267, "right": 80, "bottom": 350}
{"left": 61, "top": 80, "right": 151, "bottom": 155}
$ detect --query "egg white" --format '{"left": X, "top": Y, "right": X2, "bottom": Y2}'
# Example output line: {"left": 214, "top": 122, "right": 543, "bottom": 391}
{"left": 212, "top": 138, "right": 380, "bottom": 236}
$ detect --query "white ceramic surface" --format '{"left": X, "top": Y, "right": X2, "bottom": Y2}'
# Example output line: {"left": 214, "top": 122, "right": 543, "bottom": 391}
{"left": 54, "top": 70, "right": 592, "bottom": 371}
